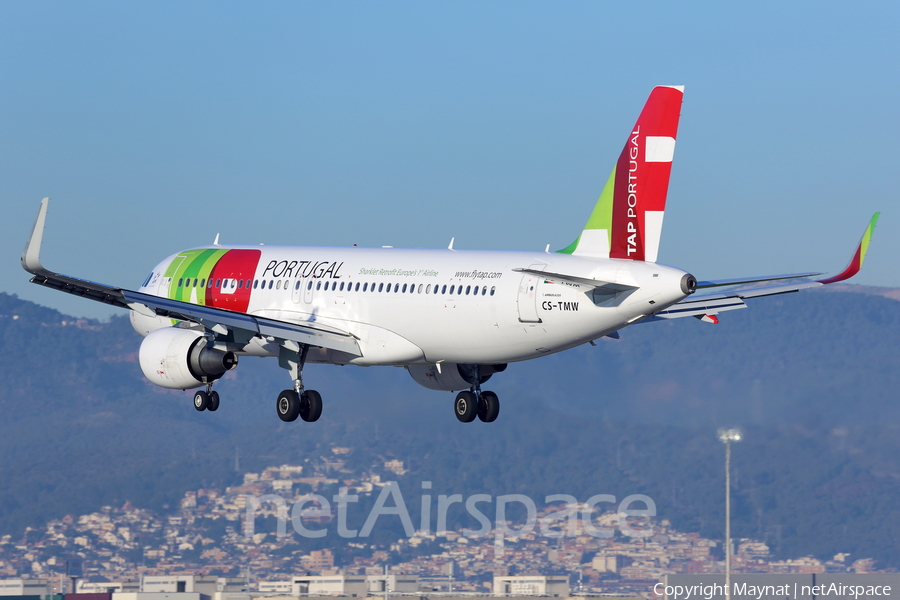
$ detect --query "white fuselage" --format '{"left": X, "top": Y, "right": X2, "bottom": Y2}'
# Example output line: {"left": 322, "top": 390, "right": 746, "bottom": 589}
{"left": 131, "top": 245, "right": 691, "bottom": 367}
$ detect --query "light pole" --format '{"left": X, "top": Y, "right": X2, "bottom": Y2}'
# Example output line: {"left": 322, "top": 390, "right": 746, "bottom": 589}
{"left": 718, "top": 428, "right": 742, "bottom": 600}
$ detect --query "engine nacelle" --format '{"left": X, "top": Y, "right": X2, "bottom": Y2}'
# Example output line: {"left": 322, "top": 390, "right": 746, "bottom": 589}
{"left": 406, "top": 363, "right": 507, "bottom": 392}
{"left": 139, "top": 327, "right": 238, "bottom": 390}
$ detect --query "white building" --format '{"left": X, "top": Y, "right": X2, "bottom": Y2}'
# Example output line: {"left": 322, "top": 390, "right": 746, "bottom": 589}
{"left": 0, "top": 579, "right": 50, "bottom": 596}
{"left": 114, "top": 593, "right": 205, "bottom": 600}
{"left": 257, "top": 582, "right": 293, "bottom": 595}
{"left": 492, "top": 576, "right": 569, "bottom": 597}
{"left": 292, "top": 576, "right": 367, "bottom": 597}
{"left": 78, "top": 581, "right": 141, "bottom": 594}
{"left": 141, "top": 576, "right": 247, "bottom": 595}
{"left": 366, "top": 575, "right": 419, "bottom": 594}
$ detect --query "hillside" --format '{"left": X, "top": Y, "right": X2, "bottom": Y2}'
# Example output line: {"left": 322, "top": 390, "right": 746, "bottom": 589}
{"left": 1, "top": 288, "right": 899, "bottom": 566}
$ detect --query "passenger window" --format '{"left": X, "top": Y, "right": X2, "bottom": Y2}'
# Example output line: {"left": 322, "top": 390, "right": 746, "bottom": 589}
{"left": 199, "top": 278, "right": 205, "bottom": 288}
{"left": 237, "top": 279, "right": 243, "bottom": 289}
{"left": 482, "top": 286, "right": 487, "bottom": 295}
{"left": 253, "top": 280, "right": 258, "bottom": 289}
{"left": 178, "top": 278, "right": 183, "bottom": 287}
{"left": 363, "top": 282, "right": 368, "bottom": 292}
{"left": 316, "top": 281, "right": 321, "bottom": 290}
{"left": 449, "top": 285, "right": 455, "bottom": 294}
{"left": 307, "top": 281, "right": 313, "bottom": 290}
{"left": 268, "top": 280, "right": 273, "bottom": 289}
{"left": 490, "top": 286, "right": 496, "bottom": 296}
{"left": 378, "top": 283, "right": 384, "bottom": 292}
{"left": 276, "top": 280, "right": 282, "bottom": 290}
{"left": 355, "top": 282, "right": 360, "bottom": 291}
{"left": 426, "top": 284, "right": 431, "bottom": 294}
{"left": 441, "top": 285, "right": 447, "bottom": 294}
{"left": 402, "top": 284, "right": 407, "bottom": 293}
{"left": 340, "top": 282, "right": 345, "bottom": 292}
{"left": 466, "top": 285, "right": 471, "bottom": 295}
{"left": 417, "top": 284, "right": 423, "bottom": 294}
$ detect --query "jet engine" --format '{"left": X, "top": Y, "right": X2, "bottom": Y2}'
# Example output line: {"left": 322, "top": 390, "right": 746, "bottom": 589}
{"left": 406, "top": 363, "right": 507, "bottom": 392}
{"left": 139, "top": 327, "right": 238, "bottom": 390}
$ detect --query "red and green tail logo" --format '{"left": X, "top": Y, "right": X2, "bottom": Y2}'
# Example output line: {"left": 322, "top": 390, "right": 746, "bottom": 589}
{"left": 559, "top": 85, "right": 684, "bottom": 262}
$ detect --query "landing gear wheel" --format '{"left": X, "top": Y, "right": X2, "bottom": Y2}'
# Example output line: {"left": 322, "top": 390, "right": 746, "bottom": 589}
{"left": 455, "top": 391, "right": 478, "bottom": 423}
{"left": 300, "top": 390, "right": 323, "bottom": 422}
{"left": 478, "top": 391, "right": 500, "bottom": 423}
{"left": 193, "top": 390, "right": 209, "bottom": 411}
{"left": 276, "top": 390, "right": 301, "bottom": 422}
{"left": 207, "top": 390, "right": 220, "bottom": 412}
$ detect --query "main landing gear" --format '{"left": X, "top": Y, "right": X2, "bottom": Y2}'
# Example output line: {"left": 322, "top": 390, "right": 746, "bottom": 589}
{"left": 276, "top": 342, "right": 323, "bottom": 423}
{"left": 454, "top": 365, "right": 500, "bottom": 423}
{"left": 193, "top": 383, "right": 220, "bottom": 412}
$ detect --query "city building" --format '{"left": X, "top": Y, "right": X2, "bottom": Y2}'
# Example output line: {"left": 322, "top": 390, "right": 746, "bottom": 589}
{"left": 0, "top": 579, "right": 50, "bottom": 596}
{"left": 492, "top": 576, "right": 569, "bottom": 596}
{"left": 366, "top": 575, "right": 419, "bottom": 594}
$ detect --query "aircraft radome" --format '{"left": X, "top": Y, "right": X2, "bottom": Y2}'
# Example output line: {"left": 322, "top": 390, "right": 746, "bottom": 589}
{"left": 22, "top": 86, "right": 879, "bottom": 424}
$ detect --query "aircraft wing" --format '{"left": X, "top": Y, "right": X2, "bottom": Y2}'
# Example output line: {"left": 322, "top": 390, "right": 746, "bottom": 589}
{"left": 649, "top": 212, "right": 880, "bottom": 323}
{"left": 21, "top": 198, "right": 361, "bottom": 356}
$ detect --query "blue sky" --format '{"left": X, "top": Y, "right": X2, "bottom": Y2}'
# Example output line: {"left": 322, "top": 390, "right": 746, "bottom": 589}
{"left": 2, "top": 2, "right": 898, "bottom": 319}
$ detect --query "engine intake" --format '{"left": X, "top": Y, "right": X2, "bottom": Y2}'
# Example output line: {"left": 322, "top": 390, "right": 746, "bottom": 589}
{"left": 139, "top": 327, "right": 238, "bottom": 390}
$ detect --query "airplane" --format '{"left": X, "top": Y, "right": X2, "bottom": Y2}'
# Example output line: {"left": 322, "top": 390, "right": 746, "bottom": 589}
{"left": 22, "top": 85, "right": 879, "bottom": 424}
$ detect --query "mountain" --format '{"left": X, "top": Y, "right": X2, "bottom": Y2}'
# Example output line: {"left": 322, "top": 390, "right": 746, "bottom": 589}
{"left": 1, "top": 288, "right": 900, "bottom": 566}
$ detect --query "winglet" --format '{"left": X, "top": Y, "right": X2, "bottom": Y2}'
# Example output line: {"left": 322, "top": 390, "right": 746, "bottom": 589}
{"left": 21, "top": 197, "right": 50, "bottom": 275}
{"left": 817, "top": 212, "right": 880, "bottom": 284}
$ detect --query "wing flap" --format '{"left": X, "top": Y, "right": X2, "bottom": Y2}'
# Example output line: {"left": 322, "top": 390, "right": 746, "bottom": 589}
{"left": 122, "top": 290, "right": 361, "bottom": 355}
{"left": 653, "top": 295, "right": 748, "bottom": 319}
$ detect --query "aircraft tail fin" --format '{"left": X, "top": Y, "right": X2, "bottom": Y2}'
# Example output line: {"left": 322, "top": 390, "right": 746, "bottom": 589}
{"left": 559, "top": 85, "right": 684, "bottom": 262}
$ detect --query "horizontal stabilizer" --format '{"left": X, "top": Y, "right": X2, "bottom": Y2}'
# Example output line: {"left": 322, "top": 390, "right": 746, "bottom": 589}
{"left": 512, "top": 268, "right": 637, "bottom": 294}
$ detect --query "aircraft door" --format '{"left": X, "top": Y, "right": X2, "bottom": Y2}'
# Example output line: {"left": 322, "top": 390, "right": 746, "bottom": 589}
{"left": 291, "top": 278, "right": 302, "bottom": 304}
{"left": 158, "top": 256, "right": 185, "bottom": 299}
{"left": 303, "top": 279, "right": 314, "bottom": 304}
{"left": 517, "top": 264, "right": 544, "bottom": 323}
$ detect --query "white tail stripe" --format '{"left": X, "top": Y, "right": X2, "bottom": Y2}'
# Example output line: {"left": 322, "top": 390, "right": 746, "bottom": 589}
{"left": 573, "top": 228, "right": 610, "bottom": 258}
{"left": 645, "top": 136, "right": 676, "bottom": 163}
{"left": 643, "top": 211, "right": 665, "bottom": 263}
